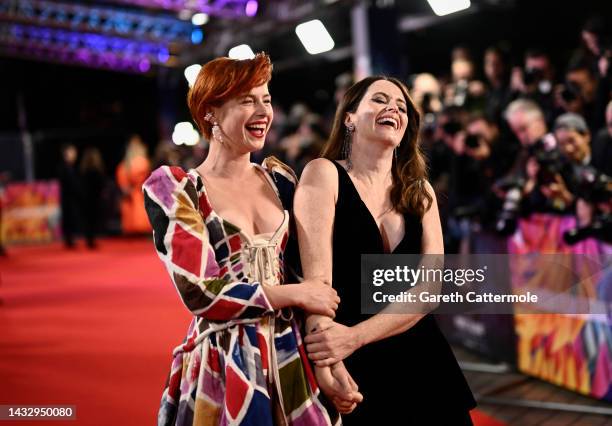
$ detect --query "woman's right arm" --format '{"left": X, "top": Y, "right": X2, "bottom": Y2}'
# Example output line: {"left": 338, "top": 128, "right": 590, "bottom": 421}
{"left": 294, "top": 158, "right": 338, "bottom": 333}
{"left": 294, "top": 159, "right": 362, "bottom": 412}
{"left": 143, "top": 166, "right": 337, "bottom": 321}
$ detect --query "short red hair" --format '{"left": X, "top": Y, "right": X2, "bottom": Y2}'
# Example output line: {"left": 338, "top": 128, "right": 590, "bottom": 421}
{"left": 188, "top": 52, "right": 273, "bottom": 138}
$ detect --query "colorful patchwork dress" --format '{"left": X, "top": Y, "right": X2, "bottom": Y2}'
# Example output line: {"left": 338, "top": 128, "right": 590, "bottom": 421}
{"left": 142, "top": 158, "right": 339, "bottom": 426}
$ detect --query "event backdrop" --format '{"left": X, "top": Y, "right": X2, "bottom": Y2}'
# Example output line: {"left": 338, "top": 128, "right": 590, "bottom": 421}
{"left": 509, "top": 213, "right": 612, "bottom": 402}
{"left": 3, "top": 180, "right": 61, "bottom": 244}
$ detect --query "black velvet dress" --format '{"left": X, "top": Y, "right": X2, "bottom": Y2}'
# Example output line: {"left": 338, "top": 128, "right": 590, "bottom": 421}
{"left": 330, "top": 160, "right": 477, "bottom": 425}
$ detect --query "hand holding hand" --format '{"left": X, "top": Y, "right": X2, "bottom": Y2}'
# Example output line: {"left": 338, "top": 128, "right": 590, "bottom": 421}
{"left": 315, "top": 362, "right": 362, "bottom": 414}
{"left": 305, "top": 321, "right": 360, "bottom": 366}
{"left": 298, "top": 278, "right": 340, "bottom": 317}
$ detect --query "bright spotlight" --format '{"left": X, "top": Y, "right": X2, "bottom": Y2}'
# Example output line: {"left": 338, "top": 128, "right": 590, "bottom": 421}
{"left": 245, "top": 1, "right": 258, "bottom": 17}
{"left": 295, "top": 19, "right": 335, "bottom": 55}
{"left": 427, "top": 0, "right": 470, "bottom": 16}
{"left": 184, "top": 64, "right": 201, "bottom": 87}
{"left": 172, "top": 122, "right": 200, "bottom": 146}
{"left": 228, "top": 44, "right": 255, "bottom": 60}
{"left": 191, "top": 13, "right": 209, "bottom": 26}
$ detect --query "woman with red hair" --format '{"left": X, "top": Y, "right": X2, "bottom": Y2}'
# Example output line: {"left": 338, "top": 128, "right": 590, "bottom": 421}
{"left": 143, "top": 53, "right": 359, "bottom": 425}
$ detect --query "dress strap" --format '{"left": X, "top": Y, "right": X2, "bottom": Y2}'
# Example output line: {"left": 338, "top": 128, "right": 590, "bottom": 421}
{"left": 330, "top": 159, "right": 357, "bottom": 208}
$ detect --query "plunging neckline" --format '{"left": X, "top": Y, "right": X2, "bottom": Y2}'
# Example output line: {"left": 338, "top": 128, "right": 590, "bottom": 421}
{"left": 334, "top": 160, "right": 407, "bottom": 254}
{"left": 190, "top": 165, "right": 289, "bottom": 245}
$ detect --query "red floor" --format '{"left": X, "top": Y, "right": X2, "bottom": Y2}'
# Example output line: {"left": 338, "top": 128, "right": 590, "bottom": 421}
{"left": 0, "top": 238, "right": 505, "bottom": 426}
{"left": 0, "top": 238, "right": 190, "bottom": 425}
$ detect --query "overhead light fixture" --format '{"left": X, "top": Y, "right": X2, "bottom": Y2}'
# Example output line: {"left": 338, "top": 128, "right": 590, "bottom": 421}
{"left": 228, "top": 44, "right": 255, "bottom": 60}
{"left": 184, "top": 64, "right": 201, "bottom": 87}
{"left": 191, "top": 13, "right": 209, "bottom": 26}
{"left": 427, "top": 0, "right": 471, "bottom": 16}
{"left": 172, "top": 122, "right": 200, "bottom": 146}
{"left": 245, "top": 1, "right": 258, "bottom": 17}
{"left": 295, "top": 19, "right": 335, "bottom": 55}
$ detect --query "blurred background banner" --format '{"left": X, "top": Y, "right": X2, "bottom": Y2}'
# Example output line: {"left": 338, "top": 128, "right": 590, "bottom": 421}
{"left": 2, "top": 180, "right": 60, "bottom": 243}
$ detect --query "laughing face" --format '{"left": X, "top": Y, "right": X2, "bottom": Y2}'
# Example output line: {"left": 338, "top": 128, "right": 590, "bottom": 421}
{"left": 212, "top": 83, "right": 273, "bottom": 153}
{"left": 346, "top": 79, "right": 408, "bottom": 147}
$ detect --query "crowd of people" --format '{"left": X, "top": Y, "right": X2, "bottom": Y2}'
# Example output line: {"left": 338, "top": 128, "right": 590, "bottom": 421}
{"left": 2, "top": 16, "right": 606, "bottom": 254}
{"left": 153, "top": 17, "right": 611, "bottom": 255}
{"left": 56, "top": 134, "right": 151, "bottom": 248}
{"left": 410, "top": 21, "right": 612, "bottom": 254}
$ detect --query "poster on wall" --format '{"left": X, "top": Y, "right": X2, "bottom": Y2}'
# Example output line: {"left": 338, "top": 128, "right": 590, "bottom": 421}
{"left": 2, "top": 180, "right": 61, "bottom": 244}
{"left": 509, "top": 213, "right": 612, "bottom": 402}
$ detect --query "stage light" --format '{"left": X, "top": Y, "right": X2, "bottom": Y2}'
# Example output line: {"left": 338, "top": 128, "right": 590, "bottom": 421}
{"left": 427, "top": 0, "right": 470, "bottom": 16}
{"left": 295, "top": 19, "right": 334, "bottom": 55}
{"left": 191, "top": 28, "right": 203, "bottom": 44}
{"left": 172, "top": 122, "right": 200, "bottom": 146}
{"left": 157, "top": 48, "right": 170, "bottom": 63}
{"left": 245, "top": 1, "right": 258, "bottom": 17}
{"left": 191, "top": 13, "right": 209, "bottom": 26}
{"left": 228, "top": 44, "right": 255, "bottom": 59}
{"left": 184, "top": 64, "right": 201, "bottom": 86}
{"left": 178, "top": 9, "right": 192, "bottom": 20}
{"left": 138, "top": 58, "right": 151, "bottom": 72}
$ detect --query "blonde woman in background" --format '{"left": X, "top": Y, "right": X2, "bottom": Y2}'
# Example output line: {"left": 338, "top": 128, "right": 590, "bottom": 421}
{"left": 116, "top": 135, "right": 151, "bottom": 234}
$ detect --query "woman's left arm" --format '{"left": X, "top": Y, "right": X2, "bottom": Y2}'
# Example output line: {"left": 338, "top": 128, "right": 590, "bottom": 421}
{"left": 305, "top": 181, "right": 443, "bottom": 366}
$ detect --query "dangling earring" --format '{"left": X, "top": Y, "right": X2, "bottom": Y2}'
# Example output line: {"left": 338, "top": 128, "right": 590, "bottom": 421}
{"left": 343, "top": 123, "right": 355, "bottom": 171}
{"left": 204, "top": 112, "right": 223, "bottom": 145}
{"left": 394, "top": 145, "right": 398, "bottom": 161}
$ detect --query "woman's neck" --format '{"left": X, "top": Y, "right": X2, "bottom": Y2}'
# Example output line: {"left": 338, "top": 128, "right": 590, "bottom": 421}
{"left": 197, "top": 143, "right": 253, "bottom": 179}
{"left": 349, "top": 136, "right": 394, "bottom": 185}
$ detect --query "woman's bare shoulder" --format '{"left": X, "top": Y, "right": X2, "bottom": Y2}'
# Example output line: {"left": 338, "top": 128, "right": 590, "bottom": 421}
{"left": 300, "top": 158, "right": 338, "bottom": 185}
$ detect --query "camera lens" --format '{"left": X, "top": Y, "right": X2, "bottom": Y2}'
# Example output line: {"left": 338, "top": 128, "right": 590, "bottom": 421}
{"left": 465, "top": 134, "right": 480, "bottom": 148}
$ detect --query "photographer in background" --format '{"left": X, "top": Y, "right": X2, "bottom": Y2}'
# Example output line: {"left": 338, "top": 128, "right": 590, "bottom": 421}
{"left": 460, "top": 114, "right": 519, "bottom": 252}
{"left": 553, "top": 113, "right": 612, "bottom": 246}
{"left": 581, "top": 16, "right": 612, "bottom": 104}
{"left": 445, "top": 47, "right": 487, "bottom": 111}
{"left": 554, "top": 113, "right": 594, "bottom": 168}
{"left": 438, "top": 109, "right": 517, "bottom": 252}
{"left": 555, "top": 60, "right": 602, "bottom": 131}
{"left": 483, "top": 46, "right": 512, "bottom": 123}
{"left": 591, "top": 100, "right": 612, "bottom": 176}
{"left": 496, "top": 99, "right": 562, "bottom": 235}
{"left": 411, "top": 72, "right": 444, "bottom": 148}
{"left": 510, "top": 49, "right": 556, "bottom": 126}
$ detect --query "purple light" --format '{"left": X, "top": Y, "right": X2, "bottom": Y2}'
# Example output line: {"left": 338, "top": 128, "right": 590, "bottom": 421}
{"left": 245, "top": 0, "right": 258, "bottom": 17}
{"left": 138, "top": 58, "right": 151, "bottom": 72}
{"left": 76, "top": 48, "right": 90, "bottom": 62}
{"left": 157, "top": 49, "right": 170, "bottom": 63}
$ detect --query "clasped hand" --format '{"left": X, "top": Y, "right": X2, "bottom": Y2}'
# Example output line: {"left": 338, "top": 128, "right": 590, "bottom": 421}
{"left": 315, "top": 362, "right": 363, "bottom": 414}
{"left": 305, "top": 321, "right": 359, "bottom": 367}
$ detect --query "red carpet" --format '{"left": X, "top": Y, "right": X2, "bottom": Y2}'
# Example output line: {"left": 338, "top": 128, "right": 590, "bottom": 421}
{"left": 0, "top": 238, "right": 505, "bottom": 426}
{"left": 0, "top": 238, "right": 190, "bottom": 425}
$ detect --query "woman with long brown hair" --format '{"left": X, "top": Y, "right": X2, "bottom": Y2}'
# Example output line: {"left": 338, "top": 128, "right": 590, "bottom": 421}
{"left": 294, "top": 76, "right": 476, "bottom": 424}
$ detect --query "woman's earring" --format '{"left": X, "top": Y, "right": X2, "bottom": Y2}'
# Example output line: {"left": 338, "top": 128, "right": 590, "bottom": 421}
{"left": 204, "top": 113, "right": 223, "bottom": 145}
{"left": 343, "top": 123, "right": 355, "bottom": 171}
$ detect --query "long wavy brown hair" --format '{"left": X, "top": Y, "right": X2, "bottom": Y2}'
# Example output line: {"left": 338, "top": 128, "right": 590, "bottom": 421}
{"left": 322, "top": 76, "right": 432, "bottom": 217}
